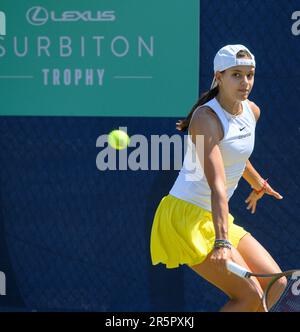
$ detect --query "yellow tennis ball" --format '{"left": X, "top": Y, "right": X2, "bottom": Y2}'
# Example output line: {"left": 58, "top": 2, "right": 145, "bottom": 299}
{"left": 108, "top": 130, "right": 130, "bottom": 150}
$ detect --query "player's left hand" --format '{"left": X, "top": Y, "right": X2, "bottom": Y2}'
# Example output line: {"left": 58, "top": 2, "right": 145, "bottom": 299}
{"left": 245, "top": 183, "right": 283, "bottom": 214}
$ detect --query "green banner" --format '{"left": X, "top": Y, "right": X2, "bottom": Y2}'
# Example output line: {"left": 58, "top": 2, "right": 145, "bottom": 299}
{"left": 0, "top": 0, "right": 199, "bottom": 117}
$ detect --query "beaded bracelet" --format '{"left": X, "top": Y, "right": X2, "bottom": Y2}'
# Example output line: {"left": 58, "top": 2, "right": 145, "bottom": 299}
{"left": 214, "top": 239, "right": 232, "bottom": 245}
{"left": 213, "top": 243, "right": 232, "bottom": 249}
{"left": 214, "top": 241, "right": 231, "bottom": 246}
{"left": 213, "top": 239, "right": 232, "bottom": 250}
{"left": 252, "top": 178, "right": 269, "bottom": 195}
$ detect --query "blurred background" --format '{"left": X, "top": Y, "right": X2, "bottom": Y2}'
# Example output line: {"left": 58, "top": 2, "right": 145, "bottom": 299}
{"left": 0, "top": 0, "right": 299, "bottom": 311}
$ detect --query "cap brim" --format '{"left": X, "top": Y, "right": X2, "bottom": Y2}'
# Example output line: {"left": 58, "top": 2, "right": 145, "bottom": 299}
{"left": 210, "top": 77, "right": 217, "bottom": 89}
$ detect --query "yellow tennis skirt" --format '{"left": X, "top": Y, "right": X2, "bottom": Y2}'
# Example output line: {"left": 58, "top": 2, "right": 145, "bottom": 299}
{"left": 150, "top": 194, "right": 249, "bottom": 269}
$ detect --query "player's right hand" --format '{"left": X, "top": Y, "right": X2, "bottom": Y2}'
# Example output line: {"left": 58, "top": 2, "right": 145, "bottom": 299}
{"left": 209, "top": 247, "right": 233, "bottom": 274}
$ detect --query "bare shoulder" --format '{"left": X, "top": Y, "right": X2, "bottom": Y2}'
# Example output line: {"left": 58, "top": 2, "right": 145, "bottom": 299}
{"left": 247, "top": 100, "right": 261, "bottom": 122}
{"left": 189, "top": 106, "right": 223, "bottom": 141}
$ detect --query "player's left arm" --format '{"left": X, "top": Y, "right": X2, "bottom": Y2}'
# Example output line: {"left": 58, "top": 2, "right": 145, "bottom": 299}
{"left": 243, "top": 159, "right": 265, "bottom": 192}
{"left": 242, "top": 100, "right": 262, "bottom": 190}
{"left": 242, "top": 101, "right": 283, "bottom": 214}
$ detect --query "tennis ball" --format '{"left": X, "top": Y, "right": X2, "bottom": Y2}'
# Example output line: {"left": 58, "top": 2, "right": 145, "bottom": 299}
{"left": 108, "top": 129, "right": 130, "bottom": 150}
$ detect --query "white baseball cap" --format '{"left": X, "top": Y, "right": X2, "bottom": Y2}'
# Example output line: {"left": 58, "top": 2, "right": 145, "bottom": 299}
{"left": 210, "top": 44, "right": 256, "bottom": 89}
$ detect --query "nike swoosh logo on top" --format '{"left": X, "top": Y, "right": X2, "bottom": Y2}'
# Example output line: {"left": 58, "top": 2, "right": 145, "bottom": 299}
{"left": 239, "top": 126, "right": 246, "bottom": 131}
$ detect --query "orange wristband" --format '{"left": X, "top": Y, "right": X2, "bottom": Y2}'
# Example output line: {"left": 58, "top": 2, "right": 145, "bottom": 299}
{"left": 253, "top": 178, "right": 269, "bottom": 194}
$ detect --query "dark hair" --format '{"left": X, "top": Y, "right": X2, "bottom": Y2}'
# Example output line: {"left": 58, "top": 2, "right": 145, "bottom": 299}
{"left": 176, "top": 86, "right": 219, "bottom": 131}
{"left": 176, "top": 49, "right": 253, "bottom": 132}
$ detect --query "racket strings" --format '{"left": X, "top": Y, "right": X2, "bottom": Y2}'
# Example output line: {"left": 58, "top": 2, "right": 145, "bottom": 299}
{"left": 269, "top": 276, "right": 300, "bottom": 312}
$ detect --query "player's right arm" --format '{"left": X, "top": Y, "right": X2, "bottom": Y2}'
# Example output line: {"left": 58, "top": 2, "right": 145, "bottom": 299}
{"left": 189, "top": 107, "right": 233, "bottom": 269}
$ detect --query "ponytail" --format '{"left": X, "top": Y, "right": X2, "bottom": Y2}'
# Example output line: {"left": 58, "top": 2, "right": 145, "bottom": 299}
{"left": 176, "top": 86, "right": 219, "bottom": 132}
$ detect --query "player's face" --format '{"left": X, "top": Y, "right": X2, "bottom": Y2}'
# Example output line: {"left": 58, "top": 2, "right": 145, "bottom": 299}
{"left": 218, "top": 65, "right": 255, "bottom": 101}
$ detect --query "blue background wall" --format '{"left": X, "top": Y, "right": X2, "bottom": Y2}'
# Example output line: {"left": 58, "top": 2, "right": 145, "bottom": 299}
{"left": 0, "top": 0, "right": 300, "bottom": 311}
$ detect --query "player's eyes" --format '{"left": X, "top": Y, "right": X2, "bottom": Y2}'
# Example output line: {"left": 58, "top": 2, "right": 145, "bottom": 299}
{"left": 232, "top": 73, "right": 254, "bottom": 78}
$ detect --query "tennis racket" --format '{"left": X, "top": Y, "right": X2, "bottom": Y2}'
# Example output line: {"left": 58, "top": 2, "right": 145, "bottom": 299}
{"left": 226, "top": 260, "right": 300, "bottom": 312}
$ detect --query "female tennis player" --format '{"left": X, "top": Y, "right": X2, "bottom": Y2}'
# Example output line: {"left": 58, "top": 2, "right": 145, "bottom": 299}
{"left": 150, "top": 44, "right": 285, "bottom": 312}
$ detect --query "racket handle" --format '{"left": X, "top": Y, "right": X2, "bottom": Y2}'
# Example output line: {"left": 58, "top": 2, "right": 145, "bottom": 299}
{"left": 226, "top": 260, "right": 251, "bottom": 278}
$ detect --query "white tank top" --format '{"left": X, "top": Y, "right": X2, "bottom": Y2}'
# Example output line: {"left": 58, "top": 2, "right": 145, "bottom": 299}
{"left": 169, "top": 97, "right": 256, "bottom": 212}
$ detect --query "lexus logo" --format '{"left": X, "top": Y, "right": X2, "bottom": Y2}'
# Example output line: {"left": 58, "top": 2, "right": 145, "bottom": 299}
{"left": 26, "top": 6, "right": 49, "bottom": 26}
{"left": 26, "top": 6, "right": 116, "bottom": 26}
